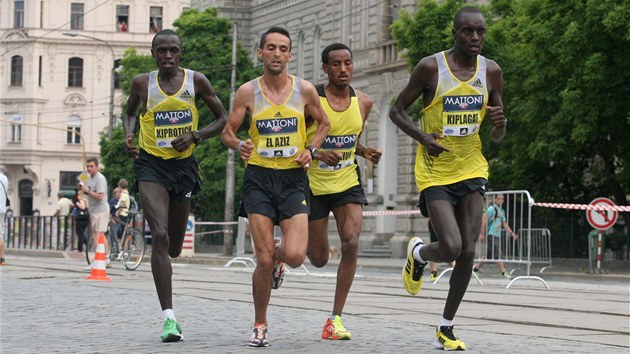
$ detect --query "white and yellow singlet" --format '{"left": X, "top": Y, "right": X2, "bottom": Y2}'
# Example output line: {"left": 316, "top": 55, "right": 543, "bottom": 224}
{"left": 139, "top": 68, "right": 198, "bottom": 159}
{"left": 415, "top": 51, "right": 490, "bottom": 191}
{"left": 247, "top": 75, "right": 307, "bottom": 170}
{"left": 306, "top": 84, "right": 363, "bottom": 195}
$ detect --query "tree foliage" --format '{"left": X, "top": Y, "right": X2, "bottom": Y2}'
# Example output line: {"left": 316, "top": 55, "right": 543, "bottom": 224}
{"left": 392, "top": 0, "right": 630, "bottom": 257}
{"left": 101, "top": 8, "right": 260, "bottom": 221}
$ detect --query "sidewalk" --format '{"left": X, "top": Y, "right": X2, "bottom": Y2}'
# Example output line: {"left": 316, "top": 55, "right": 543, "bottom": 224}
{"left": 6, "top": 248, "right": 629, "bottom": 284}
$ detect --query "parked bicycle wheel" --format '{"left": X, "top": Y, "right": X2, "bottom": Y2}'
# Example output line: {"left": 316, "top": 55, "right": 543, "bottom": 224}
{"left": 121, "top": 229, "right": 145, "bottom": 270}
{"left": 85, "top": 232, "right": 112, "bottom": 266}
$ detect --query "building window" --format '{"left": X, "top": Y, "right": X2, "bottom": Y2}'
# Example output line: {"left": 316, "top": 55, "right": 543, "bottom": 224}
{"left": 70, "top": 3, "right": 84, "bottom": 30}
{"left": 10, "top": 114, "right": 22, "bottom": 143}
{"left": 116, "top": 5, "right": 129, "bottom": 32}
{"left": 10, "top": 55, "right": 23, "bottom": 86}
{"left": 14, "top": 0, "right": 25, "bottom": 28}
{"left": 66, "top": 115, "right": 82, "bottom": 144}
{"left": 149, "top": 6, "right": 162, "bottom": 33}
{"left": 38, "top": 56, "right": 42, "bottom": 86}
{"left": 60, "top": 171, "right": 82, "bottom": 191}
{"left": 68, "top": 57, "right": 83, "bottom": 87}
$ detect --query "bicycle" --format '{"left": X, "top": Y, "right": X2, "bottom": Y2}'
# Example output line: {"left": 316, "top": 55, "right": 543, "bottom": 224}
{"left": 85, "top": 210, "right": 146, "bottom": 270}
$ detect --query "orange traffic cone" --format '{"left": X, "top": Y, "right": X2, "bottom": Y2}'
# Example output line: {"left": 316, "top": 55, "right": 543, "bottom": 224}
{"left": 86, "top": 233, "right": 111, "bottom": 281}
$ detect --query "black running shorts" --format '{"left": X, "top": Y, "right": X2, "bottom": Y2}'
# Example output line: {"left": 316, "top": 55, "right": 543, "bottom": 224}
{"left": 240, "top": 164, "right": 309, "bottom": 225}
{"left": 309, "top": 184, "right": 367, "bottom": 221}
{"left": 418, "top": 177, "right": 488, "bottom": 217}
{"left": 133, "top": 149, "right": 201, "bottom": 202}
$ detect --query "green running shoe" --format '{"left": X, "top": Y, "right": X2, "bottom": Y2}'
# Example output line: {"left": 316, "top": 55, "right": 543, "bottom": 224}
{"left": 161, "top": 318, "right": 183, "bottom": 342}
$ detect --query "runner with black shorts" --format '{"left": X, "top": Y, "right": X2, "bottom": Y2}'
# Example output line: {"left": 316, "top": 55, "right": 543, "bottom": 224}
{"left": 305, "top": 43, "right": 381, "bottom": 341}
{"left": 221, "top": 27, "right": 330, "bottom": 347}
{"left": 390, "top": 7, "right": 508, "bottom": 351}
{"left": 122, "top": 29, "right": 227, "bottom": 343}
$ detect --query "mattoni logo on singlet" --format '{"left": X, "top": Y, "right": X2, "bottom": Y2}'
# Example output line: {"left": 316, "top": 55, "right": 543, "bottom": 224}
{"left": 256, "top": 117, "right": 298, "bottom": 135}
{"left": 154, "top": 109, "right": 193, "bottom": 126}
{"left": 322, "top": 134, "right": 357, "bottom": 149}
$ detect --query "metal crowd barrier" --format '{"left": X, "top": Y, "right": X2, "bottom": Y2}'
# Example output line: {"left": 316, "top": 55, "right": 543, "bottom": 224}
{"left": 475, "top": 190, "right": 551, "bottom": 289}
{"left": 3, "top": 212, "right": 149, "bottom": 252}
{"left": 4, "top": 215, "right": 75, "bottom": 251}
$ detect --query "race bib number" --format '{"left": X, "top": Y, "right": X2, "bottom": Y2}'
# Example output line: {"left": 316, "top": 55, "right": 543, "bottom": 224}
{"left": 153, "top": 109, "right": 193, "bottom": 147}
{"left": 442, "top": 95, "right": 483, "bottom": 137}
{"left": 255, "top": 117, "right": 298, "bottom": 158}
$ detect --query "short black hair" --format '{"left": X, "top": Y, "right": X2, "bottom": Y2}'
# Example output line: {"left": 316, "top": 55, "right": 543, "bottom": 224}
{"left": 259, "top": 26, "right": 292, "bottom": 50}
{"left": 87, "top": 157, "right": 99, "bottom": 166}
{"left": 453, "top": 6, "right": 483, "bottom": 29}
{"left": 151, "top": 29, "right": 180, "bottom": 49}
{"left": 321, "top": 43, "right": 352, "bottom": 65}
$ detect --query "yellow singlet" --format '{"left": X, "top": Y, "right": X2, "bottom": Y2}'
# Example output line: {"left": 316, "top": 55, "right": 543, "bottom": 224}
{"left": 306, "top": 84, "right": 363, "bottom": 195}
{"left": 139, "top": 68, "right": 198, "bottom": 159}
{"left": 247, "top": 75, "right": 306, "bottom": 170}
{"left": 415, "top": 51, "right": 489, "bottom": 191}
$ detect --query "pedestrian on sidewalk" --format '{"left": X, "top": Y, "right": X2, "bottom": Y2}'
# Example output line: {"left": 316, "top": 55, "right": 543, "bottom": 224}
{"left": 474, "top": 193, "right": 518, "bottom": 278}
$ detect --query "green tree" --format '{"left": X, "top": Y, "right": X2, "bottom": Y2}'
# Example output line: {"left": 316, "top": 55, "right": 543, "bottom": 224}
{"left": 488, "top": 0, "right": 630, "bottom": 256}
{"left": 100, "top": 8, "right": 260, "bottom": 221}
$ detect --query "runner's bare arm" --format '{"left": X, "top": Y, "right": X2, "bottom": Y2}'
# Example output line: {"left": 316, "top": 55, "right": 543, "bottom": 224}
{"left": 122, "top": 74, "right": 149, "bottom": 158}
{"left": 486, "top": 59, "right": 506, "bottom": 143}
{"left": 221, "top": 83, "right": 254, "bottom": 161}
{"left": 194, "top": 72, "right": 228, "bottom": 140}
{"left": 355, "top": 90, "right": 381, "bottom": 164}
{"left": 299, "top": 80, "right": 330, "bottom": 167}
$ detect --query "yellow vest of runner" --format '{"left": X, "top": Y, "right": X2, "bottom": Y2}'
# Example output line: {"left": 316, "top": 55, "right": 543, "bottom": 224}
{"left": 248, "top": 75, "right": 306, "bottom": 170}
{"left": 139, "top": 68, "right": 198, "bottom": 159}
{"left": 306, "top": 84, "right": 362, "bottom": 195}
{"left": 415, "top": 51, "right": 489, "bottom": 191}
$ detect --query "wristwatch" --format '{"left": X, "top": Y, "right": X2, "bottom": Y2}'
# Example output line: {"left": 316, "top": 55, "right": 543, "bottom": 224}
{"left": 306, "top": 145, "right": 318, "bottom": 159}
{"left": 192, "top": 130, "right": 201, "bottom": 143}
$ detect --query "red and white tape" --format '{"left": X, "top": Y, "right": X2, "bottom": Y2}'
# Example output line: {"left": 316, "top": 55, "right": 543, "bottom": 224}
{"left": 533, "top": 202, "right": 630, "bottom": 212}
{"left": 361, "top": 210, "right": 422, "bottom": 216}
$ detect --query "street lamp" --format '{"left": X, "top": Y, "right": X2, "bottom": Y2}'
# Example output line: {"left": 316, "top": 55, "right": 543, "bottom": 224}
{"left": 63, "top": 32, "right": 116, "bottom": 139}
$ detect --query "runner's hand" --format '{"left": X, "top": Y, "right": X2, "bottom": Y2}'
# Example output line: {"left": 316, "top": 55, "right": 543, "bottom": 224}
{"left": 421, "top": 132, "right": 450, "bottom": 157}
{"left": 295, "top": 149, "right": 312, "bottom": 170}
{"left": 239, "top": 139, "right": 253, "bottom": 161}
{"left": 363, "top": 147, "right": 382, "bottom": 165}
{"left": 171, "top": 133, "right": 193, "bottom": 152}
{"left": 124, "top": 133, "right": 139, "bottom": 159}
{"left": 317, "top": 150, "right": 342, "bottom": 166}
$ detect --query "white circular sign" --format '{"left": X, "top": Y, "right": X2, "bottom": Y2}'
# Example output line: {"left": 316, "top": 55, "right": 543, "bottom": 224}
{"left": 587, "top": 197, "right": 618, "bottom": 230}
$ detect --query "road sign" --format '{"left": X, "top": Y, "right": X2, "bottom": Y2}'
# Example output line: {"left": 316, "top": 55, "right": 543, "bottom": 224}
{"left": 587, "top": 197, "right": 618, "bottom": 230}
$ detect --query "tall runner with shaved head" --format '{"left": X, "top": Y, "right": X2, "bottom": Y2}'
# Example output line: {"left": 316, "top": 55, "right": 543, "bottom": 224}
{"left": 123, "top": 29, "right": 228, "bottom": 343}
{"left": 390, "top": 6, "right": 507, "bottom": 351}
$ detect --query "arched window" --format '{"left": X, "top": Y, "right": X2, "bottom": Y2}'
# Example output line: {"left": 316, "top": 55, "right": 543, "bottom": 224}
{"left": 68, "top": 57, "right": 83, "bottom": 87}
{"left": 10, "top": 114, "right": 22, "bottom": 142}
{"left": 10, "top": 55, "right": 23, "bottom": 86}
{"left": 67, "top": 115, "right": 82, "bottom": 144}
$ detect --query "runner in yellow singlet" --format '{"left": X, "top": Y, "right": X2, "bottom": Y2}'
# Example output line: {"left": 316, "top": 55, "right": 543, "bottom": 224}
{"left": 221, "top": 27, "right": 330, "bottom": 348}
{"left": 389, "top": 6, "right": 507, "bottom": 351}
{"left": 122, "top": 29, "right": 227, "bottom": 343}
{"left": 304, "top": 43, "right": 381, "bottom": 341}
